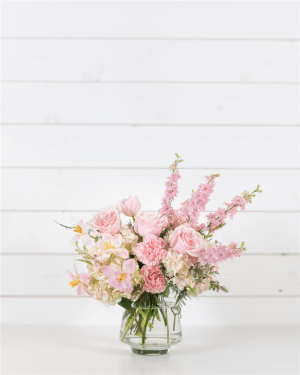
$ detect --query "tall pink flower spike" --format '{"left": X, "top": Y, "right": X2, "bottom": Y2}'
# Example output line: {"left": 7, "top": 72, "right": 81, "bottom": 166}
{"left": 67, "top": 260, "right": 91, "bottom": 297}
{"left": 103, "top": 259, "right": 136, "bottom": 294}
{"left": 179, "top": 174, "right": 218, "bottom": 228}
{"left": 159, "top": 155, "right": 182, "bottom": 218}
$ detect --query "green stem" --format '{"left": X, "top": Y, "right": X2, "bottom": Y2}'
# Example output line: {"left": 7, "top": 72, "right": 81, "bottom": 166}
{"left": 134, "top": 316, "right": 143, "bottom": 335}
{"left": 165, "top": 308, "right": 170, "bottom": 344}
{"left": 159, "top": 308, "right": 167, "bottom": 326}
{"left": 123, "top": 307, "right": 134, "bottom": 320}
{"left": 142, "top": 308, "right": 151, "bottom": 345}
{"left": 121, "top": 311, "right": 136, "bottom": 341}
{"left": 150, "top": 313, "right": 155, "bottom": 331}
{"left": 171, "top": 308, "right": 177, "bottom": 331}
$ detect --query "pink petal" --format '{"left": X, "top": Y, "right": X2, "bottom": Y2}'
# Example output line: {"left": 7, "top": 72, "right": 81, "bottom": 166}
{"left": 112, "top": 234, "right": 122, "bottom": 248}
{"left": 101, "top": 233, "right": 113, "bottom": 242}
{"left": 76, "top": 284, "right": 83, "bottom": 297}
{"left": 97, "top": 248, "right": 114, "bottom": 262}
{"left": 120, "top": 274, "right": 133, "bottom": 293}
{"left": 82, "top": 284, "right": 92, "bottom": 296}
{"left": 114, "top": 248, "right": 129, "bottom": 259}
{"left": 97, "top": 253, "right": 111, "bottom": 263}
{"left": 122, "top": 259, "right": 136, "bottom": 273}
{"left": 73, "top": 260, "right": 79, "bottom": 276}
{"left": 96, "top": 239, "right": 105, "bottom": 248}
{"left": 82, "top": 221, "right": 91, "bottom": 232}
{"left": 103, "top": 265, "right": 120, "bottom": 278}
{"left": 77, "top": 219, "right": 84, "bottom": 227}
{"left": 70, "top": 234, "right": 81, "bottom": 245}
{"left": 108, "top": 275, "right": 123, "bottom": 290}
{"left": 79, "top": 273, "right": 90, "bottom": 285}
{"left": 67, "top": 270, "right": 77, "bottom": 280}
{"left": 82, "top": 234, "right": 92, "bottom": 245}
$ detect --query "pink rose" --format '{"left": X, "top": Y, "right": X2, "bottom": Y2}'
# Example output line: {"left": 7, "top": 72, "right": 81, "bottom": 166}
{"left": 119, "top": 196, "right": 141, "bottom": 217}
{"left": 134, "top": 212, "right": 168, "bottom": 237}
{"left": 135, "top": 234, "right": 167, "bottom": 265}
{"left": 169, "top": 225, "right": 204, "bottom": 257}
{"left": 141, "top": 265, "right": 166, "bottom": 293}
{"left": 90, "top": 205, "right": 122, "bottom": 235}
{"left": 169, "top": 210, "right": 187, "bottom": 228}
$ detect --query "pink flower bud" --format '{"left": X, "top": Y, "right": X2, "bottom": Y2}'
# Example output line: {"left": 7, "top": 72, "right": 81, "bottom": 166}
{"left": 119, "top": 196, "right": 141, "bottom": 217}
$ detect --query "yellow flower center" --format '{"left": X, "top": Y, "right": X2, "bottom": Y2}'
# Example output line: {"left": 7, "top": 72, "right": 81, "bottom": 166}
{"left": 118, "top": 273, "right": 126, "bottom": 282}
{"left": 73, "top": 225, "right": 83, "bottom": 235}
{"left": 69, "top": 279, "right": 80, "bottom": 288}
{"left": 104, "top": 241, "right": 115, "bottom": 250}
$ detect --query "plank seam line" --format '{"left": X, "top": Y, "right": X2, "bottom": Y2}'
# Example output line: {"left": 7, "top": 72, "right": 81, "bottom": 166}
{"left": 1, "top": 295, "right": 299, "bottom": 299}
{"left": 2, "top": 81, "right": 300, "bottom": 85}
{"left": 2, "top": 210, "right": 299, "bottom": 213}
{"left": 2, "top": 124, "right": 299, "bottom": 127}
{"left": 2, "top": 37, "right": 300, "bottom": 41}
{"left": 1, "top": 167, "right": 299, "bottom": 171}
{"left": 3, "top": 253, "right": 298, "bottom": 256}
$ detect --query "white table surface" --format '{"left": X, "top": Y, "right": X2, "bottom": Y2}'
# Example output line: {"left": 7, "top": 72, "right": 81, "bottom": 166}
{"left": 2, "top": 325, "right": 299, "bottom": 375}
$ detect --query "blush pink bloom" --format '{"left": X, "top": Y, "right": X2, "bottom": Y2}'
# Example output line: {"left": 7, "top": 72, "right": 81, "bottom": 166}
{"left": 169, "top": 225, "right": 204, "bottom": 257}
{"left": 134, "top": 211, "right": 168, "bottom": 237}
{"left": 67, "top": 261, "right": 91, "bottom": 297}
{"left": 70, "top": 219, "right": 92, "bottom": 246}
{"left": 135, "top": 234, "right": 167, "bottom": 265}
{"left": 197, "top": 242, "right": 245, "bottom": 265}
{"left": 96, "top": 233, "right": 129, "bottom": 263}
{"left": 119, "top": 196, "right": 141, "bottom": 217}
{"left": 90, "top": 205, "right": 122, "bottom": 235}
{"left": 169, "top": 210, "right": 187, "bottom": 228}
{"left": 103, "top": 259, "right": 136, "bottom": 294}
{"left": 141, "top": 265, "right": 166, "bottom": 293}
{"left": 159, "top": 168, "right": 181, "bottom": 218}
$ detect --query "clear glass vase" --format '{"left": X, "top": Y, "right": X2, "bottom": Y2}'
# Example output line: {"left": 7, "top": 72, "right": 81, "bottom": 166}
{"left": 119, "top": 297, "right": 182, "bottom": 356}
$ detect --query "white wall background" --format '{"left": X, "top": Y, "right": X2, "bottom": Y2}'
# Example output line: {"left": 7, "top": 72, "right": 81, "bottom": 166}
{"left": 1, "top": 1, "right": 299, "bottom": 326}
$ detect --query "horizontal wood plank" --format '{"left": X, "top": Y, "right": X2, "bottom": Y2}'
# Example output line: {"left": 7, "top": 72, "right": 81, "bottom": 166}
{"left": 2, "top": 169, "right": 296, "bottom": 211}
{"left": 1, "top": 255, "right": 299, "bottom": 296}
{"left": 2, "top": 83, "right": 299, "bottom": 125}
{"left": 2, "top": 2, "right": 299, "bottom": 39}
{"left": 2, "top": 125, "right": 299, "bottom": 168}
{"left": 2, "top": 39, "right": 299, "bottom": 83}
{"left": 2, "top": 297, "right": 299, "bottom": 325}
{"left": 2, "top": 212, "right": 299, "bottom": 255}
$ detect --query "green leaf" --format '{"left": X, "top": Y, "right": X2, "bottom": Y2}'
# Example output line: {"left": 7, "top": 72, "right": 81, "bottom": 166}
{"left": 76, "top": 259, "right": 92, "bottom": 266}
{"left": 54, "top": 220, "right": 74, "bottom": 229}
{"left": 118, "top": 297, "right": 132, "bottom": 311}
{"left": 175, "top": 153, "right": 179, "bottom": 157}
{"left": 221, "top": 286, "right": 229, "bottom": 293}
{"left": 162, "top": 285, "right": 170, "bottom": 297}
{"left": 187, "top": 286, "right": 197, "bottom": 296}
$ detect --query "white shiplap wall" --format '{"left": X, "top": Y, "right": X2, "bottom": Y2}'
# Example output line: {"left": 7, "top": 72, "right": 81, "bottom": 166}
{"left": 1, "top": 1, "right": 299, "bottom": 326}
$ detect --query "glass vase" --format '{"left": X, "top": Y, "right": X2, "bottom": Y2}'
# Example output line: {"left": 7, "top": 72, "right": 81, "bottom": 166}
{"left": 119, "top": 297, "right": 182, "bottom": 356}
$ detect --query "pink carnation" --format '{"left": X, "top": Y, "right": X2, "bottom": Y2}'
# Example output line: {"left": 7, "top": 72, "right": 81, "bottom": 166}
{"left": 141, "top": 265, "right": 166, "bottom": 293}
{"left": 135, "top": 234, "right": 167, "bottom": 265}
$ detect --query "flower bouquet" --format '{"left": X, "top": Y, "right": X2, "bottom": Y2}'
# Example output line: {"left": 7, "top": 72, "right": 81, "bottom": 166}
{"left": 58, "top": 154, "right": 262, "bottom": 355}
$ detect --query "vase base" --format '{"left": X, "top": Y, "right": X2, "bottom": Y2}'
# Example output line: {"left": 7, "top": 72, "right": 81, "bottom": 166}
{"left": 131, "top": 347, "right": 169, "bottom": 356}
